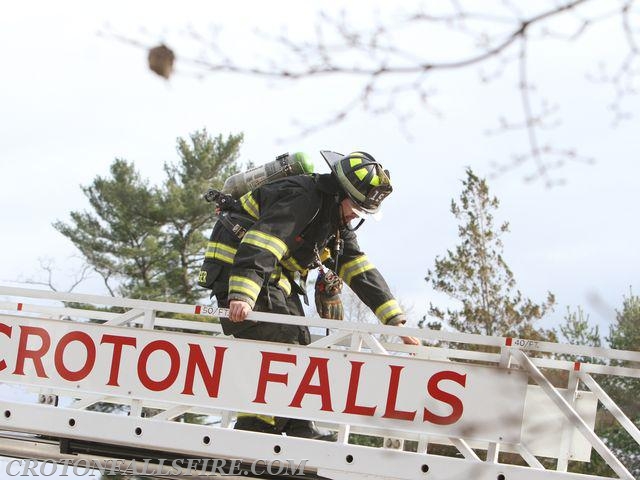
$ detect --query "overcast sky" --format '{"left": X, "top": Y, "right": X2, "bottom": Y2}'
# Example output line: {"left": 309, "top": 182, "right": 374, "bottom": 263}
{"left": 1, "top": 1, "right": 639, "bottom": 477}
{"left": 1, "top": 0, "right": 638, "bottom": 335}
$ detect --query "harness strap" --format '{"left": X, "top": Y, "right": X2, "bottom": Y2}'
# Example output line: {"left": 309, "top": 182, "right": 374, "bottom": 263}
{"left": 217, "top": 212, "right": 254, "bottom": 240}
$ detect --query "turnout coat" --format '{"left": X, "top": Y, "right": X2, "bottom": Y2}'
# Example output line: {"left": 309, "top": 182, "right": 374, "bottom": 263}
{"left": 198, "top": 173, "right": 403, "bottom": 337}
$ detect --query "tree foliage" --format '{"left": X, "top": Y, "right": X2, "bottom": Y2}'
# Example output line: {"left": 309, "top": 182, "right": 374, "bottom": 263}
{"left": 564, "top": 292, "right": 639, "bottom": 477}
{"left": 603, "top": 290, "right": 640, "bottom": 422}
{"left": 426, "top": 168, "right": 555, "bottom": 340}
{"left": 54, "top": 129, "right": 243, "bottom": 302}
{"left": 560, "top": 306, "right": 602, "bottom": 348}
{"left": 558, "top": 306, "right": 603, "bottom": 364}
{"left": 607, "top": 291, "right": 640, "bottom": 358}
{"left": 159, "top": 131, "right": 242, "bottom": 302}
{"left": 601, "top": 290, "right": 640, "bottom": 477}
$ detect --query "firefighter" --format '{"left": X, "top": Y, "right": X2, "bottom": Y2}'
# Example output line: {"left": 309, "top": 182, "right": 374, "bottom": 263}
{"left": 198, "top": 150, "right": 419, "bottom": 439}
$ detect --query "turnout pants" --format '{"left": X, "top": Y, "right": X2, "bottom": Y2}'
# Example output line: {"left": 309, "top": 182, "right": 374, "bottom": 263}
{"left": 213, "top": 282, "right": 311, "bottom": 431}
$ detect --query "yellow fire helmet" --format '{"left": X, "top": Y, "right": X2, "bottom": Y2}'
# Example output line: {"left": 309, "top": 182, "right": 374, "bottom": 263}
{"left": 321, "top": 150, "right": 393, "bottom": 214}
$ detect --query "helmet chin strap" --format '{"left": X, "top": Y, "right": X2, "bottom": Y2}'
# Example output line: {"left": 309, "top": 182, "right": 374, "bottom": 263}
{"left": 347, "top": 218, "right": 365, "bottom": 231}
{"left": 339, "top": 203, "right": 365, "bottom": 231}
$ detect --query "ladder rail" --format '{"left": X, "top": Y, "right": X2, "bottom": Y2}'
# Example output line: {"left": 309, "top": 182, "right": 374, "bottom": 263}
{"left": 2, "top": 286, "right": 639, "bottom": 363}
{"left": 1, "top": 285, "right": 639, "bottom": 480}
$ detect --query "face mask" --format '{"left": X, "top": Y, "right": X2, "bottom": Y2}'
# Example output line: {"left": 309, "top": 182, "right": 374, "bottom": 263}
{"left": 350, "top": 202, "right": 384, "bottom": 221}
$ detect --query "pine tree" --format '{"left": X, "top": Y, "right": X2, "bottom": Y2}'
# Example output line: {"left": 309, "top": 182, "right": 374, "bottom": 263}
{"left": 602, "top": 290, "right": 640, "bottom": 477}
{"left": 54, "top": 129, "right": 243, "bottom": 302}
{"left": 158, "top": 130, "right": 243, "bottom": 303}
{"left": 558, "top": 306, "right": 603, "bottom": 364}
{"left": 426, "top": 168, "right": 556, "bottom": 340}
{"left": 567, "top": 292, "right": 639, "bottom": 477}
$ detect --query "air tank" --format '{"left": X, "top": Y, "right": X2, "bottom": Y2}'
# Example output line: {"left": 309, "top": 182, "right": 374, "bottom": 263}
{"left": 221, "top": 152, "right": 315, "bottom": 198}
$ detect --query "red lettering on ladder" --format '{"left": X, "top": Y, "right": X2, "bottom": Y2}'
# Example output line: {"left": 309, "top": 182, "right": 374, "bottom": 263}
{"left": 423, "top": 371, "right": 467, "bottom": 425}
{"left": 253, "top": 352, "right": 296, "bottom": 404}
{"left": 13, "top": 326, "right": 51, "bottom": 378}
{"left": 54, "top": 331, "right": 96, "bottom": 382}
{"left": 1, "top": 320, "right": 474, "bottom": 430}
{"left": 0, "top": 323, "right": 12, "bottom": 372}
{"left": 100, "top": 334, "right": 137, "bottom": 386}
{"left": 181, "top": 344, "right": 228, "bottom": 398}
{"left": 383, "top": 365, "right": 417, "bottom": 421}
{"left": 138, "top": 340, "right": 181, "bottom": 391}
{"left": 343, "top": 361, "right": 377, "bottom": 417}
{"left": 289, "top": 357, "right": 333, "bottom": 412}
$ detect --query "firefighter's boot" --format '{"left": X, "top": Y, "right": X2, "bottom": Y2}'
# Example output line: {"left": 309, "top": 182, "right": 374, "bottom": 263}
{"left": 234, "top": 415, "right": 279, "bottom": 435}
{"left": 281, "top": 419, "right": 337, "bottom": 441}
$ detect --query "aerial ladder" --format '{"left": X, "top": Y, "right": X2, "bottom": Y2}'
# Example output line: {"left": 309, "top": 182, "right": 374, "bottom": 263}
{"left": 0, "top": 285, "right": 638, "bottom": 480}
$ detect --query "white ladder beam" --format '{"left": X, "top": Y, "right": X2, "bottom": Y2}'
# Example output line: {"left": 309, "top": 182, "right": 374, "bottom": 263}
{"left": 104, "top": 308, "right": 145, "bottom": 326}
{"left": 579, "top": 372, "right": 640, "bottom": 444}
{"left": 513, "top": 349, "right": 635, "bottom": 480}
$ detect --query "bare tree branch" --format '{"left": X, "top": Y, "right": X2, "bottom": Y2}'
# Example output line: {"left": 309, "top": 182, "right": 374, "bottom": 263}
{"left": 21, "top": 257, "right": 93, "bottom": 293}
{"left": 108, "top": 0, "right": 640, "bottom": 185}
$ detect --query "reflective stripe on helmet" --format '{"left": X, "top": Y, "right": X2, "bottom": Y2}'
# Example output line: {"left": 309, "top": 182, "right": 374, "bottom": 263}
{"left": 334, "top": 151, "right": 392, "bottom": 213}
{"left": 335, "top": 157, "right": 367, "bottom": 204}
{"left": 350, "top": 154, "right": 381, "bottom": 185}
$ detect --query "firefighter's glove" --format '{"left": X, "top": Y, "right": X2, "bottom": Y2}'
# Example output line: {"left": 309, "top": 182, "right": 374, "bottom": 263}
{"left": 314, "top": 269, "right": 344, "bottom": 320}
{"left": 386, "top": 314, "right": 420, "bottom": 346}
{"left": 386, "top": 314, "right": 407, "bottom": 326}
